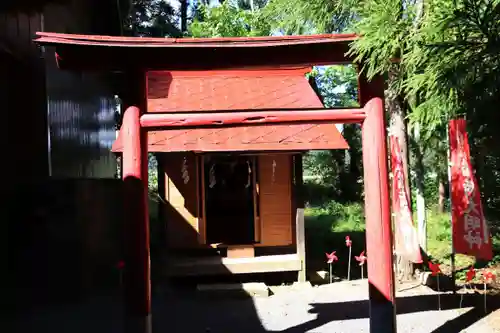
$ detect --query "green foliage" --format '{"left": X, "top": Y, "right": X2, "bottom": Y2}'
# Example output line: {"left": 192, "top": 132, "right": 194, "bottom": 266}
{"left": 425, "top": 211, "right": 473, "bottom": 270}
{"left": 305, "top": 201, "right": 366, "bottom": 276}
{"left": 426, "top": 210, "right": 452, "bottom": 244}
{"left": 402, "top": 0, "right": 500, "bottom": 133}
{"left": 225, "top": 0, "right": 269, "bottom": 10}
{"left": 190, "top": 2, "right": 271, "bottom": 37}
{"left": 126, "top": 0, "right": 182, "bottom": 37}
{"left": 422, "top": 173, "right": 440, "bottom": 207}
{"left": 424, "top": 206, "right": 500, "bottom": 272}
{"left": 148, "top": 154, "right": 158, "bottom": 193}
{"left": 303, "top": 65, "right": 363, "bottom": 203}
{"left": 263, "top": 0, "right": 358, "bottom": 34}
{"left": 348, "top": 0, "right": 414, "bottom": 82}
{"left": 304, "top": 153, "right": 338, "bottom": 188}
{"left": 306, "top": 202, "right": 365, "bottom": 232}
{"left": 310, "top": 66, "right": 359, "bottom": 107}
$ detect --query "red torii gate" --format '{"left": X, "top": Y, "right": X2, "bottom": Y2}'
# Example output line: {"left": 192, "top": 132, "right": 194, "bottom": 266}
{"left": 34, "top": 32, "right": 396, "bottom": 333}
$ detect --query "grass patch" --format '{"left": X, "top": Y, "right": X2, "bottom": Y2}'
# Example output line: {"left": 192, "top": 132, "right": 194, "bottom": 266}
{"left": 425, "top": 209, "right": 500, "bottom": 282}
{"left": 304, "top": 202, "right": 366, "bottom": 278}
{"left": 305, "top": 201, "right": 365, "bottom": 233}
{"left": 425, "top": 209, "right": 474, "bottom": 269}
{"left": 304, "top": 201, "right": 500, "bottom": 281}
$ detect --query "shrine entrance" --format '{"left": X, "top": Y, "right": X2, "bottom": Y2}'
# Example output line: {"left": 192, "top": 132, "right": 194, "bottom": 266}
{"left": 34, "top": 32, "right": 397, "bottom": 333}
{"left": 203, "top": 154, "right": 256, "bottom": 245}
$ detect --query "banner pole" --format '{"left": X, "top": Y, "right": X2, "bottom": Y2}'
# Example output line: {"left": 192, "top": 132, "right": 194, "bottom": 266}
{"left": 447, "top": 121, "right": 457, "bottom": 294}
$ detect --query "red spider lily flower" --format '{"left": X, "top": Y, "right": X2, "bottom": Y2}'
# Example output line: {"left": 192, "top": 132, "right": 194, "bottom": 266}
{"left": 345, "top": 236, "right": 352, "bottom": 247}
{"left": 465, "top": 266, "right": 476, "bottom": 283}
{"left": 428, "top": 261, "right": 441, "bottom": 276}
{"left": 116, "top": 260, "right": 125, "bottom": 270}
{"left": 326, "top": 251, "right": 338, "bottom": 264}
{"left": 482, "top": 271, "right": 496, "bottom": 284}
{"left": 355, "top": 251, "right": 367, "bottom": 266}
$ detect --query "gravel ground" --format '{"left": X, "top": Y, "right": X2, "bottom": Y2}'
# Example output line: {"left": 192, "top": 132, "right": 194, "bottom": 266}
{"left": 13, "top": 280, "right": 500, "bottom": 333}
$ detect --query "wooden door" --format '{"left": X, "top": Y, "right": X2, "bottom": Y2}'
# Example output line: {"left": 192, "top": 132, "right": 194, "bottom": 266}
{"left": 258, "top": 154, "right": 293, "bottom": 246}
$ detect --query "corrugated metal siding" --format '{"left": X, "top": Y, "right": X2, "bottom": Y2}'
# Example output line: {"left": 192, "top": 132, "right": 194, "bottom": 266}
{"left": 46, "top": 70, "right": 119, "bottom": 178}
{"left": 42, "top": 3, "right": 118, "bottom": 179}
{"left": 0, "top": 5, "right": 119, "bottom": 180}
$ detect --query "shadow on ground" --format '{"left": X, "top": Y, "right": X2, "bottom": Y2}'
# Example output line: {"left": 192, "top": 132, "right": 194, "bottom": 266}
{"left": 284, "top": 293, "right": 499, "bottom": 333}
{"left": 8, "top": 181, "right": 498, "bottom": 333}
{"left": 11, "top": 284, "right": 500, "bottom": 333}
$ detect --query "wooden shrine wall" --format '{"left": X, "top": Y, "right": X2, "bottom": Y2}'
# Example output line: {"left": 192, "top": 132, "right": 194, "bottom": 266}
{"left": 159, "top": 152, "right": 295, "bottom": 249}
{"left": 158, "top": 153, "right": 201, "bottom": 249}
{"left": 258, "top": 154, "right": 294, "bottom": 246}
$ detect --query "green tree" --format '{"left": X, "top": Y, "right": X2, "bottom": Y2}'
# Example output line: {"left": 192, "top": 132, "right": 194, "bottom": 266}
{"left": 264, "top": 0, "right": 422, "bottom": 279}
{"left": 403, "top": 0, "right": 500, "bottom": 223}
{"left": 190, "top": 1, "right": 271, "bottom": 37}
{"left": 263, "top": 0, "right": 357, "bottom": 34}
{"left": 126, "top": 0, "right": 182, "bottom": 37}
{"left": 305, "top": 66, "right": 362, "bottom": 203}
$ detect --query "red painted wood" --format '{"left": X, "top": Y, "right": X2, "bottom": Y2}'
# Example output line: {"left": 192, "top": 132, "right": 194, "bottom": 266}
{"left": 112, "top": 123, "right": 349, "bottom": 153}
{"left": 359, "top": 73, "right": 396, "bottom": 333}
{"left": 148, "top": 67, "right": 311, "bottom": 78}
{"left": 139, "top": 108, "right": 365, "bottom": 128}
{"left": 126, "top": 68, "right": 352, "bottom": 152}
{"left": 122, "top": 107, "right": 142, "bottom": 179}
{"left": 146, "top": 68, "right": 321, "bottom": 113}
{"left": 34, "top": 31, "right": 357, "bottom": 46}
{"left": 122, "top": 104, "right": 151, "bottom": 333}
{"left": 33, "top": 33, "right": 354, "bottom": 71}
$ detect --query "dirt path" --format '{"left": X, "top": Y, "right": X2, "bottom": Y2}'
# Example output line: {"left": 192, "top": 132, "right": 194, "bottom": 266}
{"left": 13, "top": 280, "right": 500, "bottom": 333}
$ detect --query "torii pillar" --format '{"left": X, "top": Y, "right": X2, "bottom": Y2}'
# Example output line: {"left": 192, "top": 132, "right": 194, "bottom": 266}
{"left": 121, "top": 72, "right": 152, "bottom": 333}
{"left": 359, "top": 71, "right": 397, "bottom": 332}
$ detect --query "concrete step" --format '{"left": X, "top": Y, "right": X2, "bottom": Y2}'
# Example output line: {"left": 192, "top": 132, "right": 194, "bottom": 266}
{"left": 196, "top": 282, "right": 269, "bottom": 298}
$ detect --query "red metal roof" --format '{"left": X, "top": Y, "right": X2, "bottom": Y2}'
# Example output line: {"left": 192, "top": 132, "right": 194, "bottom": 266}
{"left": 112, "top": 68, "right": 348, "bottom": 153}
{"left": 33, "top": 32, "right": 357, "bottom": 70}
{"left": 147, "top": 68, "right": 322, "bottom": 112}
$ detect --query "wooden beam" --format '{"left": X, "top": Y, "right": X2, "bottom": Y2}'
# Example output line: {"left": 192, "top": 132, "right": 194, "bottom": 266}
{"left": 359, "top": 72, "right": 396, "bottom": 333}
{"left": 252, "top": 156, "right": 260, "bottom": 243}
{"left": 294, "top": 154, "right": 306, "bottom": 283}
{"left": 43, "top": 40, "right": 353, "bottom": 71}
{"left": 295, "top": 208, "right": 306, "bottom": 283}
{"left": 166, "top": 254, "right": 302, "bottom": 277}
{"left": 140, "top": 108, "right": 366, "bottom": 129}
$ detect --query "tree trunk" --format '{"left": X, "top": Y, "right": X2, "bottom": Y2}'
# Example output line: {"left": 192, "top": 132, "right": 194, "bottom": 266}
{"left": 341, "top": 124, "right": 362, "bottom": 201}
{"left": 438, "top": 177, "right": 446, "bottom": 213}
{"left": 387, "top": 71, "right": 411, "bottom": 199}
{"left": 180, "top": 0, "right": 188, "bottom": 33}
{"left": 387, "top": 65, "right": 413, "bottom": 282}
{"left": 414, "top": 123, "right": 427, "bottom": 252}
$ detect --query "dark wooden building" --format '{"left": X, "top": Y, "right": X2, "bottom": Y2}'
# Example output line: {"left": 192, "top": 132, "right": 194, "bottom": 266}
{"left": 2, "top": 0, "right": 127, "bottom": 312}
